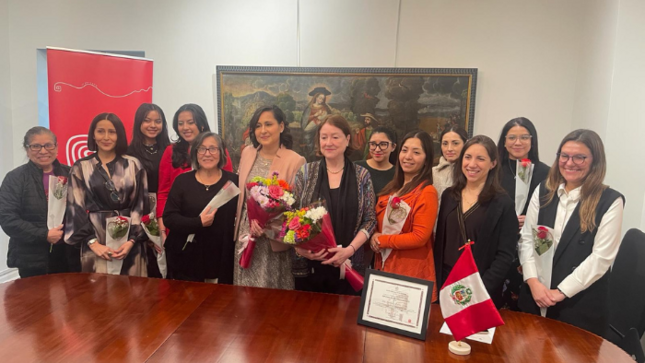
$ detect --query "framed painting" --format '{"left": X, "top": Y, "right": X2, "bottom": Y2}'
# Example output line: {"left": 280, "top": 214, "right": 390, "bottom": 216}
{"left": 215, "top": 66, "right": 477, "bottom": 170}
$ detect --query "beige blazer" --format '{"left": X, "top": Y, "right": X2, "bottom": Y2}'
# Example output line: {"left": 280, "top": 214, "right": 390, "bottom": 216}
{"left": 234, "top": 145, "right": 306, "bottom": 241}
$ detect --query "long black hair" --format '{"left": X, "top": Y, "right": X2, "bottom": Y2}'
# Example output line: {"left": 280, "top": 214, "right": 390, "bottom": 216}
{"left": 127, "top": 103, "right": 170, "bottom": 171}
{"left": 171, "top": 103, "right": 210, "bottom": 168}
{"left": 380, "top": 130, "right": 434, "bottom": 197}
{"left": 497, "top": 117, "right": 541, "bottom": 163}
{"left": 369, "top": 126, "right": 398, "bottom": 165}
{"left": 87, "top": 113, "right": 128, "bottom": 156}
{"left": 450, "top": 135, "right": 505, "bottom": 203}
{"left": 248, "top": 105, "right": 294, "bottom": 149}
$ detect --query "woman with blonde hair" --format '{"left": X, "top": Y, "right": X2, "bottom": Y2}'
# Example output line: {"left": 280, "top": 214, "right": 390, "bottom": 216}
{"left": 519, "top": 129, "right": 624, "bottom": 336}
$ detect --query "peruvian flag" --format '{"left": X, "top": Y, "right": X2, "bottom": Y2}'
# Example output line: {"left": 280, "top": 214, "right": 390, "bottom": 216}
{"left": 439, "top": 243, "right": 504, "bottom": 341}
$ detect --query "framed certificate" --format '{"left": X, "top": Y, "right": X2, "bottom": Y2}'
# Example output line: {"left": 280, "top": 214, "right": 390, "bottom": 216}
{"left": 357, "top": 269, "right": 433, "bottom": 340}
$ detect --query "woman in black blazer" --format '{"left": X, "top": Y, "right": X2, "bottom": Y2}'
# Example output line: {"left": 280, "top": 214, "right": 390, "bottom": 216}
{"left": 434, "top": 135, "right": 518, "bottom": 307}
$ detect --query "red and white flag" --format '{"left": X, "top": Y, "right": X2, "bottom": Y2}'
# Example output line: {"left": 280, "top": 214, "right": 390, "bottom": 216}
{"left": 439, "top": 242, "right": 504, "bottom": 341}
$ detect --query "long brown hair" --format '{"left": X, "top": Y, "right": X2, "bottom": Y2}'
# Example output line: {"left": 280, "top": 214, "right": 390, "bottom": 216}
{"left": 543, "top": 129, "right": 607, "bottom": 232}
{"left": 450, "top": 135, "right": 504, "bottom": 203}
{"left": 380, "top": 130, "right": 434, "bottom": 197}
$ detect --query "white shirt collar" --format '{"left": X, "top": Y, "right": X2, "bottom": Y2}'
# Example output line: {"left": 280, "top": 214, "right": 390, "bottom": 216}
{"left": 557, "top": 183, "right": 581, "bottom": 202}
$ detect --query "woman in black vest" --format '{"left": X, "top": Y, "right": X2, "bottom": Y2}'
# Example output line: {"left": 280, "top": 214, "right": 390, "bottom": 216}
{"left": 518, "top": 129, "right": 624, "bottom": 336}
{"left": 434, "top": 135, "right": 518, "bottom": 307}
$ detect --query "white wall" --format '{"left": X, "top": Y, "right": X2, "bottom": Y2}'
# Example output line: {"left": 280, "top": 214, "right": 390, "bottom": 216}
{"left": 0, "top": 0, "right": 17, "bottom": 281}
{"left": 602, "top": 0, "right": 645, "bottom": 233}
{"left": 2, "top": 0, "right": 643, "bottom": 279}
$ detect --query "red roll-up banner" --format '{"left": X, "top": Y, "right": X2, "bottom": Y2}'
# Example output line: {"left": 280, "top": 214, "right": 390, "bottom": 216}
{"left": 47, "top": 47, "right": 153, "bottom": 165}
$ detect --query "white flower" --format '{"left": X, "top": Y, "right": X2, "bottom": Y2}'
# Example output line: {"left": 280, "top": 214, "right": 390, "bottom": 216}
{"left": 280, "top": 192, "right": 296, "bottom": 206}
{"left": 305, "top": 206, "right": 327, "bottom": 222}
{"left": 249, "top": 186, "right": 270, "bottom": 207}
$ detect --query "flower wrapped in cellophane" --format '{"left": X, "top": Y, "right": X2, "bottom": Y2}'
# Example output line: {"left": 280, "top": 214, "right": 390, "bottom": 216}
{"left": 279, "top": 201, "right": 364, "bottom": 291}
{"left": 239, "top": 172, "right": 296, "bottom": 269}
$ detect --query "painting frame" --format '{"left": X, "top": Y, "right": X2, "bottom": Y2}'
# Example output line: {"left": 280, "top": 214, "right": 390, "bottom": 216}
{"left": 215, "top": 65, "right": 477, "bottom": 169}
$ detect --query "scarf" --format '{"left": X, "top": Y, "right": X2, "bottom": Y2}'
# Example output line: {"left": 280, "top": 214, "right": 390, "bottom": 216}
{"left": 313, "top": 157, "right": 359, "bottom": 248}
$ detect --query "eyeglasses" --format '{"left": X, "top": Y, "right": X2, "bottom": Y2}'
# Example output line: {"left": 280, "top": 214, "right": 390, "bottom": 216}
{"left": 368, "top": 141, "right": 391, "bottom": 151}
{"left": 27, "top": 143, "right": 57, "bottom": 151}
{"left": 557, "top": 152, "right": 588, "bottom": 165}
{"left": 197, "top": 146, "right": 220, "bottom": 155}
{"left": 104, "top": 180, "right": 121, "bottom": 202}
{"left": 505, "top": 135, "right": 532, "bottom": 143}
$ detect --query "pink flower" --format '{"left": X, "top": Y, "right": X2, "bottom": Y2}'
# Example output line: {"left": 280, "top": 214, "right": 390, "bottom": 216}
{"left": 288, "top": 216, "right": 301, "bottom": 230}
{"left": 268, "top": 185, "right": 284, "bottom": 199}
{"left": 537, "top": 226, "right": 548, "bottom": 239}
{"left": 391, "top": 196, "right": 401, "bottom": 209}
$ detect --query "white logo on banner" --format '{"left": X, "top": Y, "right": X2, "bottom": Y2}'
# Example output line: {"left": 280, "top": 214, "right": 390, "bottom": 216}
{"left": 53, "top": 82, "right": 152, "bottom": 98}
{"left": 66, "top": 135, "right": 94, "bottom": 165}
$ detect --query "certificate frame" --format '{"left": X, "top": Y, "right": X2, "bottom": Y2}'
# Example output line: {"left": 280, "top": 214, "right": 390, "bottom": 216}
{"left": 357, "top": 269, "right": 433, "bottom": 340}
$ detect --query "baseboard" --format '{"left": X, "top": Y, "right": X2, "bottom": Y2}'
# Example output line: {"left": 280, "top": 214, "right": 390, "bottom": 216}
{"left": 0, "top": 268, "right": 19, "bottom": 283}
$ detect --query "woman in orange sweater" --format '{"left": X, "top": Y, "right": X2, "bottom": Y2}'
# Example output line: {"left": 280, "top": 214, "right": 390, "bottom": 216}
{"left": 370, "top": 130, "right": 439, "bottom": 301}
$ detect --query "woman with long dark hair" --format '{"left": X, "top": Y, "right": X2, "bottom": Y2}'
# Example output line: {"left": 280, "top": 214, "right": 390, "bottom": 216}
{"left": 432, "top": 126, "right": 468, "bottom": 205}
{"left": 354, "top": 126, "right": 397, "bottom": 195}
{"left": 434, "top": 135, "right": 518, "bottom": 306}
{"left": 519, "top": 129, "right": 624, "bottom": 336}
{"left": 126, "top": 103, "right": 170, "bottom": 277}
{"left": 371, "top": 130, "right": 439, "bottom": 301}
{"left": 497, "top": 117, "right": 550, "bottom": 309}
{"left": 234, "top": 105, "right": 306, "bottom": 289}
{"left": 156, "top": 104, "right": 232, "bottom": 241}
{"left": 64, "top": 113, "right": 148, "bottom": 276}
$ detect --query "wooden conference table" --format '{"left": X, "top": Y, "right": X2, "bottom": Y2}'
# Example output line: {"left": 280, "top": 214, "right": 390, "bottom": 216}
{"left": 0, "top": 273, "right": 632, "bottom": 363}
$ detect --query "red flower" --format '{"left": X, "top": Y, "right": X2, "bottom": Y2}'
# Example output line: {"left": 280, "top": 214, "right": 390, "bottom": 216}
{"left": 278, "top": 180, "right": 290, "bottom": 191}
{"left": 391, "top": 196, "right": 401, "bottom": 209}
{"left": 246, "top": 182, "right": 259, "bottom": 190}
{"left": 537, "top": 226, "right": 548, "bottom": 239}
{"left": 117, "top": 216, "right": 128, "bottom": 222}
{"left": 141, "top": 215, "right": 151, "bottom": 224}
{"left": 521, "top": 158, "right": 531, "bottom": 168}
{"left": 57, "top": 176, "right": 68, "bottom": 184}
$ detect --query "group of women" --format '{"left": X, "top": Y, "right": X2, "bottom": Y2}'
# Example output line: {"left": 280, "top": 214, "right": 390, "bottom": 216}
{"left": 0, "top": 104, "right": 624, "bottom": 337}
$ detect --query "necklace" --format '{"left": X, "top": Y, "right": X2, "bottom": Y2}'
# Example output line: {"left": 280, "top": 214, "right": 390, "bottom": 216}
{"left": 327, "top": 167, "right": 344, "bottom": 174}
{"left": 508, "top": 159, "right": 516, "bottom": 179}
{"left": 197, "top": 170, "right": 221, "bottom": 191}
{"left": 144, "top": 144, "right": 158, "bottom": 155}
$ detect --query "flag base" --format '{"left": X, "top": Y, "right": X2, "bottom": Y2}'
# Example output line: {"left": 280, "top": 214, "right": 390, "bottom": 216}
{"left": 448, "top": 341, "right": 471, "bottom": 355}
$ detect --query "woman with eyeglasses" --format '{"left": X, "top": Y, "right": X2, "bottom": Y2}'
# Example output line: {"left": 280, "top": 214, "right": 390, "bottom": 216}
{"left": 496, "top": 117, "right": 550, "bottom": 310}
{"left": 234, "top": 105, "right": 305, "bottom": 290}
{"left": 64, "top": 113, "right": 148, "bottom": 276}
{"left": 0, "top": 127, "right": 73, "bottom": 278}
{"left": 518, "top": 129, "right": 624, "bottom": 336}
{"left": 126, "top": 103, "right": 171, "bottom": 278}
{"left": 163, "top": 132, "right": 238, "bottom": 283}
{"left": 354, "top": 126, "right": 397, "bottom": 195}
{"left": 434, "top": 135, "right": 518, "bottom": 307}
{"left": 157, "top": 104, "right": 233, "bottom": 244}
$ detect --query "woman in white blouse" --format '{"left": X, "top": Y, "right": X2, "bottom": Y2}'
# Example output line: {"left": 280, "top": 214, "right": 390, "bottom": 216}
{"left": 518, "top": 129, "right": 624, "bottom": 336}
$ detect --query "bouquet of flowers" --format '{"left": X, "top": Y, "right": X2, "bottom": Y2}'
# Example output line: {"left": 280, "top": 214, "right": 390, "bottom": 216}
{"left": 279, "top": 202, "right": 364, "bottom": 291}
{"left": 141, "top": 213, "right": 167, "bottom": 278}
{"left": 378, "top": 195, "right": 411, "bottom": 268}
{"left": 184, "top": 180, "right": 240, "bottom": 250}
{"left": 514, "top": 158, "right": 534, "bottom": 215}
{"left": 47, "top": 176, "right": 68, "bottom": 252}
{"left": 105, "top": 215, "right": 131, "bottom": 275}
{"left": 517, "top": 158, "right": 532, "bottom": 184}
{"left": 239, "top": 172, "right": 296, "bottom": 268}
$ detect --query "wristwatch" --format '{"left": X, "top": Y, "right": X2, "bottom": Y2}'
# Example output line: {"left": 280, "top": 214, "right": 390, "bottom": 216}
{"left": 87, "top": 238, "right": 98, "bottom": 247}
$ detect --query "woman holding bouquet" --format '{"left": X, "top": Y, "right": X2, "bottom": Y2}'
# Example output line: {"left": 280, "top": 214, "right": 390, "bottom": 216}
{"left": 370, "top": 131, "right": 439, "bottom": 301}
{"left": 126, "top": 103, "right": 170, "bottom": 278}
{"left": 497, "top": 117, "right": 550, "bottom": 309}
{"left": 163, "top": 132, "right": 238, "bottom": 283}
{"left": 292, "top": 115, "right": 377, "bottom": 295}
{"left": 64, "top": 113, "right": 148, "bottom": 276}
{"left": 518, "top": 129, "right": 624, "bottom": 336}
{"left": 157, "top": 104, "right": 232, "bottom": 243}
{"left": 233, "top": 105, "right": 305, "bottom": 289}
{"left": 0, "top": 127, "right": 72, "bottom": 278}
{"left": 434, "top": 135, "right": 518, "bottom": 307}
